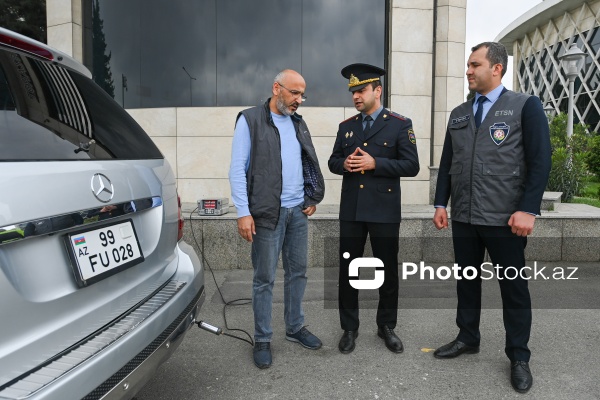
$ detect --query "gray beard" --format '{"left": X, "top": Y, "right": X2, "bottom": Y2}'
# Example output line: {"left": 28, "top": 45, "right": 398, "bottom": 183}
{"left": 276, "top": 96, "right": 294, "bottom": 116}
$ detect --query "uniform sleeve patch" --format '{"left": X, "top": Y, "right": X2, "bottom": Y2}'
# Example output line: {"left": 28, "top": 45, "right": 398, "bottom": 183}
{"left": 408, "top": 128, "right": 416, "bottom": 144}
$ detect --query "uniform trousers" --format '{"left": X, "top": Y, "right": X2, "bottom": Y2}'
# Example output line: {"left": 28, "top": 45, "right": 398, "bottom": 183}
{"left": 452, "top": 220, "right": 532, "bottom": 362}
{"left": 338, "top": 220, "right": 400, "bottom": 331}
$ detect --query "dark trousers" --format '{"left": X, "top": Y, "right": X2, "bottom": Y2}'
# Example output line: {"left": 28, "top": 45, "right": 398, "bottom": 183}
{"left": 338, "top": 220, "right": 400, "bottom": 331}
{"left": 452, "top": 220, "right": 532, "bottom": 362}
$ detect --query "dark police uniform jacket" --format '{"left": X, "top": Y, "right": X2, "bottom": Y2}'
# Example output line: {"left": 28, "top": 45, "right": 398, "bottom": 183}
{"left": 328, "top": 109, "right": 420, "bottom": 223}
{"left": 434, "top": 89, "right": 551, "bottom": 226}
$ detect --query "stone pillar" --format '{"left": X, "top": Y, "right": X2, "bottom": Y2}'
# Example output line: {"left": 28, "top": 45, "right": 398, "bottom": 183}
{"left": 428, "top": 0, "right": 466, "bottom": 206}
{"left": 389, "top": 0, "right": 435, "bottom": 204}
{"left": 46, "top": 0, "right": 83, "bottom": 62}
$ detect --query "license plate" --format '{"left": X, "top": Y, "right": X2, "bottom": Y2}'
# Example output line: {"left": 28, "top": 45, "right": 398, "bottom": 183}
{"left": 65, "top": 220, "right": 144, "bottom": 287}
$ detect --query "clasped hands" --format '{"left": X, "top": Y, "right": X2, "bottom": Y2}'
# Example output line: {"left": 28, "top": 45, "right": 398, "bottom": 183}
{"left": 344, "top": 147, "right": 376, "bottom": 172}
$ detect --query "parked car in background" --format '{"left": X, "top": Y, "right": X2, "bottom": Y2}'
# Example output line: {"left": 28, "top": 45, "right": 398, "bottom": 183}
{"left": 0, "top": 27, "right": 205, "bottom": 400}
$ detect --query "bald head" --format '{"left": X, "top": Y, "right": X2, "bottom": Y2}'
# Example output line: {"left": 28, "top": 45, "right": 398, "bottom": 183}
{"left": 271, "top": 69, "right": 306, "bottom": 116}
{"left": 274, "top": 69, "right": 305, "bottom": 87}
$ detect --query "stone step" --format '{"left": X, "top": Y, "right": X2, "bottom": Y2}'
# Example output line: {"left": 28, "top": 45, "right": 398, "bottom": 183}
{"left": 182, "top": 201, "right": 600, "bottom": 268}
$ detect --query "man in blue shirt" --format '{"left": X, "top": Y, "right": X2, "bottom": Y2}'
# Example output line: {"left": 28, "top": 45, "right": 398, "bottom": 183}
{"left": 433, "top": 42, "right": 551, "bottom": 393}
{"left": 229, "top": 69, "right": 325, "bottom": 369}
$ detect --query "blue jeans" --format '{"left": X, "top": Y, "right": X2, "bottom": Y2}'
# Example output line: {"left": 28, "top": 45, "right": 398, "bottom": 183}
{"left": 252, "top": 205, "right": 308, "bottom": 342}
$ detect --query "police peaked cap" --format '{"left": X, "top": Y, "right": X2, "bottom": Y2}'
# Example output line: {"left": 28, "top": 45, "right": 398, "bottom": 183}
{"left": 341, "top": 63, "right": 386, "bottom": 92}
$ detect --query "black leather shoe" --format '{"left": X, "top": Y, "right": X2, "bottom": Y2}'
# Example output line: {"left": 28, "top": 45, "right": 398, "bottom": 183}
{"left": 338, "top": 330, "right": 358, "bottom": 354}
{"left": 433, "top": 339, "right": 479, "bottom": 359}
{"left": 511, "top": 361, "right": 533, "bottom": 393}
{"left": 377, "top": 326, "right": 404, "bottom": 353}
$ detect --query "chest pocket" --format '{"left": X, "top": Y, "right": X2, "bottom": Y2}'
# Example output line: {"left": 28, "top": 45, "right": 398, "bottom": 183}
{"left": 374, "top": 137, "right": 396, "bottom": 157}
{"left": 342, "top": 137, "right": 356, "bottom": 156}
{"left": 449, "top": 120, "right": 470, "bottom": 150}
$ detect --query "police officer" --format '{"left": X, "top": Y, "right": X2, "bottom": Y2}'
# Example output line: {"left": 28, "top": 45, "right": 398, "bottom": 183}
{"left": 432, "top": 42, "right": 551, "bottom": 393}
{"left": 329, "top": 63, "right": 419, "bottom": 354}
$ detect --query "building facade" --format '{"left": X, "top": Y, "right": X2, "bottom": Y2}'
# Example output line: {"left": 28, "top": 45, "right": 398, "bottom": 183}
{"left": 497, "top": 0, "right": 600, "bottom": 132}
{"left": 47, "top": 0, "right": 467, "bottom": 205}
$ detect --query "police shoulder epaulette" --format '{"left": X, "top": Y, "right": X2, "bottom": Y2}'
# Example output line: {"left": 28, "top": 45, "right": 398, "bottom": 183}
{"left": 341, "top": 113, "right": 361, "bottom": 124}
{"left": 388, "top": 111, "right": 406, "bottom": 121}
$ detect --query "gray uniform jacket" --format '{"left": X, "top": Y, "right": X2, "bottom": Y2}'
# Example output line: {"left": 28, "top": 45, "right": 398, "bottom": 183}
{"left": 434, "top": 89, "right": 552, "bottom": 226}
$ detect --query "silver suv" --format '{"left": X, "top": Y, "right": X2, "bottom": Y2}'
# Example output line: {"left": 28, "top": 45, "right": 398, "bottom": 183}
{"left": 0, "top": 28, "right": 204, "bottom": 399}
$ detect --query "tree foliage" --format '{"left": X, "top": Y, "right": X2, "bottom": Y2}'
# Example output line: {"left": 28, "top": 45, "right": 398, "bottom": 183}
{"left": 585, "top": 135, "right": 600, "bottom": 180}
{"left": 547, "top": 112, "right": 593, "bottom": 201}
{"left": 0, "top": 0, "right": 47, "bottom": 43}
{"left": 91, "top": 0, "right": 114, "bottom": 98}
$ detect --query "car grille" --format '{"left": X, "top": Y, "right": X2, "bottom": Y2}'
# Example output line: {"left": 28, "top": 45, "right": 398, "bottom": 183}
{"left": 0, "top": 280, "right": 187, "bottom": 400}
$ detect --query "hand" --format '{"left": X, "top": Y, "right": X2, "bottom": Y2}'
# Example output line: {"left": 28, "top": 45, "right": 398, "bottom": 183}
{"left": 302, "top": 205, "right": 316, "bottom": 216}
{"left": 343, "top": 147, "right": 376, "bottom": 172}
{"left": 433, "top": 207, "right": 448, "bottom": 230}
{"left": 237, "top": 215, "right": 256, "bottom": 242}
{"left": 508, "top": 211, "right": 535, "bottom": 237}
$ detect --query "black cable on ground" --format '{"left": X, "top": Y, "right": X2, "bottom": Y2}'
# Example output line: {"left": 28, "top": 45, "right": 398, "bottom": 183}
{"left": 188, "top": 207, "right": 254, "bottom": 347}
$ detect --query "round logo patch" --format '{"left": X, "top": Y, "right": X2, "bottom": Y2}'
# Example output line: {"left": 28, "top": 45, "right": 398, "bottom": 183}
{"left": 493, "top": 129, "right": 505, "bottom": 141}
{"left": 489, "top": 122, "right": 510, "bottom": 146}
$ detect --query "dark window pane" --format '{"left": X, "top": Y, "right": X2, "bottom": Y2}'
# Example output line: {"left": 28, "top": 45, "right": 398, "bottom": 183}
{"left": 301, "top": 0, "right": 386, "bottom": 107}
{"left": 541, "top": 49, "right": 548, "bottom": 66}
{"left": 553, "top": 42, "right": 563, "bottom": 61}
{"left": 552, "top": 82, "right": 565, "bottom": 101}
{"left": 585, "top": 102, "right": 600, "bottom": 130}
{"left": 558, "top": 97, "right": 568, "bottom": 114}
{"left": 216, "top": 0, "right": 301, "bottom": 106}
{"left": 539, "top": 85, "right": 547, "bottom": 102}
{"left": 519, "top": 60, "right": 525, "bottom": 76}
{"left": 84, "top": 0, "right": 387, "bottom": 107}
{"left": 140, "top": 0, "right": 217, "bottom": 107}
{"left": 590, "top": 27, "right": 600, "bottom": 48}
{"left": 534, "top": 68, "right": 541, "bottom": 93}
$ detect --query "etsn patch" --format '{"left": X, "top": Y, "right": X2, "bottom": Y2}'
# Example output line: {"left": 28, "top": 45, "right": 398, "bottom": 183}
{"left": 408, "top": 128, "right": 416, "bottom": 145}
{"left": 451, "top": 115, "right": 470, "bottom": 125}
{"left": 489, "top": 122, "right": 510, "bottom": 145}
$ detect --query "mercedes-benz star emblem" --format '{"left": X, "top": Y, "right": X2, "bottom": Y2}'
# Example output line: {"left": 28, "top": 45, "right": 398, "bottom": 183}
{"left": 91, "top": 173, "right": 114, "bottom": 203}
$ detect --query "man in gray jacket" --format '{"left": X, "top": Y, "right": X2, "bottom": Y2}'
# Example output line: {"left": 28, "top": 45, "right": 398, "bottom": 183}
{"left": 432, "top": 42, "right": 551, "bottom": 393}
{"left": 229, "top": 69, "right": 325, "bottom": 369}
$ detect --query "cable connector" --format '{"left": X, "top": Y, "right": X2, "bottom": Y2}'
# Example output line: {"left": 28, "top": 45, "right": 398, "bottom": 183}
{"left": 196, "top": 320, "right": 223, "bottom": 335}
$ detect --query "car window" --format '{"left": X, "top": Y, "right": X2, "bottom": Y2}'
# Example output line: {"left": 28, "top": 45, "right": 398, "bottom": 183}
{"left": 0, "top": 49, "right": 162, "bottom": 160}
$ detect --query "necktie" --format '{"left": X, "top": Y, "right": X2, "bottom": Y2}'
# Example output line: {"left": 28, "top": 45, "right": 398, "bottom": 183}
{"left": 475, "top": 96, "right": 487, "bottom": 129}
{"left": 363, "top": 115, "right": 373, "bottom": 136}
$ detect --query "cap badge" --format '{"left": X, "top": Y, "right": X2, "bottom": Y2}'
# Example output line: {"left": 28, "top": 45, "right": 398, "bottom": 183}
{"left": 349, "top": 74, "right": 360, "bottom": 86}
